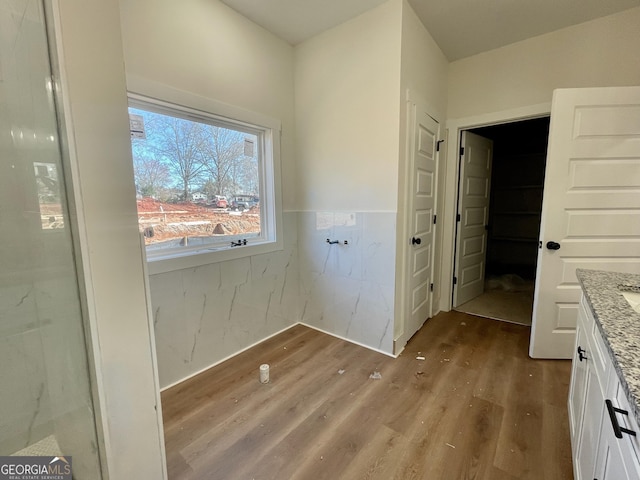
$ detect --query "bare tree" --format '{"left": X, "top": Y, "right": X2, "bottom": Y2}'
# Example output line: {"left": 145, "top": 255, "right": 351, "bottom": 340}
{"left": 235, "top": 154, "right": 259, "bottom": 195}
{"left": 132, "top": 149, "right": 171, "bottom": 198}
{"left": 201, "top": 126, "right": 246, "bottom": 196}
{"left": 129, "top": 108, "right": 261, "bottom": 202}
{"left": 153, "top": 115, "right": 208, "bottom": 201}
{"left": 130, "top": 111, "right": 209, "bottom": 201}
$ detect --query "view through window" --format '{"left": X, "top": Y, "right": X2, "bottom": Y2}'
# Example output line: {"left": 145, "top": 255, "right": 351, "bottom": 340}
{"left": 128, "top": 101, "right": 266, "bottom": 255}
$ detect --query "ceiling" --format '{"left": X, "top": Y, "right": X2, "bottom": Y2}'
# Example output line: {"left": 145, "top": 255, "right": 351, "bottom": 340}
{"left": 220, "top": 0, "right": 640, "bottom": 60}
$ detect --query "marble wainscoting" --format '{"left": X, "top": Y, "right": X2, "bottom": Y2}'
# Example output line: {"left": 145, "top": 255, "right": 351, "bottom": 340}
{"left": 150, "top": 212, "right": 300, "bottom": 389}
{"left": 0, "top": 261, "right": 101, "bottom": 476}
{"left": 0, "top": 279, "right": 53, "bottom": 454}
{"left": 34, "top": 262, "right": 102, "bottom": 476}
{"left": 297, "top": 211, "right": 396, "bottom": 356}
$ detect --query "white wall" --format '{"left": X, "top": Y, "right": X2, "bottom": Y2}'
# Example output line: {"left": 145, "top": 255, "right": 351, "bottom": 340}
{"left": 119, "top": 0, "right": 296, "bottom": 210}
{"left": 440, "top": 7, "right": 640, "bottom": 313}
{"left": 294, "top": 0, "right": 403, "bottom": 354}
{"left": 447, "top": 7, "right": 640, "bottom": 120}
{"left": 294, "top": 0, "right": 402, "bottom": 212}
{"left": 394, "top": 0, "right": 448, "bottom": 345}
{"left": 53, "top": 0, "right": 166, "bottom": 476}
{"left": 119, "top": 0, "right": 299, "bottom": 388}
{"left": 399, "top": 0, "right": 448, "bottom": 120}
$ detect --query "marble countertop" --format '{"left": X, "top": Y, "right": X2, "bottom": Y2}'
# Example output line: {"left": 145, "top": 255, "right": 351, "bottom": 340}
{"left": 576, "top": 268, "right": 640, "bottom": 426}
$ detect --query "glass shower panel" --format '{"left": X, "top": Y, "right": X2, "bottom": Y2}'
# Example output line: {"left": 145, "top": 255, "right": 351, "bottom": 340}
{"left": 0, "top": 0, "right": 102, "bottom": 478}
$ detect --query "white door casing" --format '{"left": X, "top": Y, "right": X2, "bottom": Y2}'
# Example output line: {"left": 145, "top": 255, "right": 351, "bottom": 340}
{"left": 405, "top": 103, "right": 439, "bottom": 342}
{"left": 453, "top": 131, "right": 493, "bottom": 307}
{"left": 440, "top": 104, "right": 551, "bottom": 314}
{"left": 530, "top": 86, "right": 640, "bottom": 359}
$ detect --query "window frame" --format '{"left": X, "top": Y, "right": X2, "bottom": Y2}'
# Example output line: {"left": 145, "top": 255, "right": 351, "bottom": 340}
{"left": 126, "top": 86, "right": 283, "bottom": 275}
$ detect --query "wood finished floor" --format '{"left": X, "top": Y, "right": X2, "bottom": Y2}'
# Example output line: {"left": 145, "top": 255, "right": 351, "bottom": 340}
{"left": 161, "top": 311, "right": 574, "bottom": 480}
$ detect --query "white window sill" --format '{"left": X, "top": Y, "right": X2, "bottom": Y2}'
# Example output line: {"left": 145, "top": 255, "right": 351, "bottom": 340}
{"left": 146, "top": 238, "right": 283, "bottom": 275}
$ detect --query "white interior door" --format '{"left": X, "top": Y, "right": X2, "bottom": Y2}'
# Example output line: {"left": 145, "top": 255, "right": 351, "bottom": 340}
{"left": 405, "top": 105, "right": 439, "bottom": 340}
{"left": 530, "top": 86, "right": 640, "bottom": 359}
{"left": 453, "top": 131, "right": 493, "bottom": 307}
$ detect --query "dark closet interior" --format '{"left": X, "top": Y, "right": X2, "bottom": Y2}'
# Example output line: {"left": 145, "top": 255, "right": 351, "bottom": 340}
{"left": 471, "top": 117, "right": 550, "bottom": 282}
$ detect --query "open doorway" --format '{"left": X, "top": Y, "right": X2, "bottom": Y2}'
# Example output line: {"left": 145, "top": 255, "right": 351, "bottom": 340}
{"left": 454, "top": 117, "right": 550, "bottom": 325}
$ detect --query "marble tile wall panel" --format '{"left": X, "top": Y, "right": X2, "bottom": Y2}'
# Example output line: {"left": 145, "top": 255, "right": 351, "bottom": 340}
{"left": 0, "top": 327, "right": 52, "bottom": 454}
{"left": 150, "top": 212, "right": 300, "bottom": 388}
{"left": 151, "top": 210, "right": 398, "bottom": 388}
{"left": 297, "top": 212, "right": 396, "bottom": 355}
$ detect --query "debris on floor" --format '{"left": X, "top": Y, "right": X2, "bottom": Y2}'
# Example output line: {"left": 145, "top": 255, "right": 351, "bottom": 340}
{"left": 416, "top": 355, "right": 426, "bottom": 361}
{"left": 460, "top": 322, "right": 467, "bottom": 326}
{"left": 337, "top": 369, "right": 346, "bottom": 375}
{"left": 259, "top": 364, "right": 270, "bottom": 384}
{"left": 369, "top": 371, "right": 382, "bottom": 380}
{"left": 445, "top": 443, "right": 456, "bottom": 449}
{"left": 486, "top": 273, "right": 532, "bottom": 292}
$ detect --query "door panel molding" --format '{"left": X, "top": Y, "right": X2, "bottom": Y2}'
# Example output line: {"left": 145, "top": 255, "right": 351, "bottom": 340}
{"left": 453, "top": 131, "right": 493, "bottom": 307}
{"left": 394, "top": 92, "right": 441, "bottom": 354}
{"left": 530, "top": 86, "right": 640, "bottom": 359}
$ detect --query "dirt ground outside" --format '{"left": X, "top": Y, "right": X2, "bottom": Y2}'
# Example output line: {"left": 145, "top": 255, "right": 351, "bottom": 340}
{"left": 137, "top": 197, "right": 260, "bottom": 245}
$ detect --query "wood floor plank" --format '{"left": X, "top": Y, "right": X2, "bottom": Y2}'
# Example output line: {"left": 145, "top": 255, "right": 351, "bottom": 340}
{"left": 493, "top": 357, "right": 544, "bottom": 478}
{"left": 337, "top": 424, "right": 411, "bottom": 480}
{"left": 188, "top": 344, "right": 383, "bottom": 477}
{"left": 163, "top": 326, "right": 335, "bottom": 452}
{"left": 542, "top": 403, "right": 574, "bottom": 480}
{"left": 161, "top": 312, "right": 575, "bottom": 480}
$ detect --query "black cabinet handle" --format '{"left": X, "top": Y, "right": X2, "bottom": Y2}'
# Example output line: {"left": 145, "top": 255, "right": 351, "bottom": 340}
{"left": 411, "top": 237, "right": 421, "bottom": 245}
{"left": 606, "top": 399, "right": 637, "bottom": 438}
{"left": 546, "top": 241, "right": 561, "bottom": 250}
{"left": 577, "top": 346, "right": 587, "bottom": 362}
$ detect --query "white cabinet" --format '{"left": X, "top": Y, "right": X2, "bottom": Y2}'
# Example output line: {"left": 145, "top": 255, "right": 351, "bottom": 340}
{"left": 569, "top": 295, "right": 640, "bottom": 480}
{"left": 595, "top": 437, "right": 633, "bottom": 479}
{"left": 594, "top": 410, "right": 639, "bottom": 480}
{"left": 568, "top": 318, "right": 589, "bottom": 445}
{"left": 570, "top": 298, "right": 605, "bottom": 479}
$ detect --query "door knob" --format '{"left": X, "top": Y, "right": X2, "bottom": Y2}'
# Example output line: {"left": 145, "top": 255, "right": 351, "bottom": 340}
{"left": 546, "top": 241, "right": 561, "bottom": 250}
{"left": 412, "top": 237, "right": 421, "bottom": 245}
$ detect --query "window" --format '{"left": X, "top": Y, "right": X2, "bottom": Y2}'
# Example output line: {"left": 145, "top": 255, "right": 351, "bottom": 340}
{"left": 128, "top": 93, "right": 282, "bottom": 274}
{"left": 34, "top": 162, "right": 65, "bottom": 230}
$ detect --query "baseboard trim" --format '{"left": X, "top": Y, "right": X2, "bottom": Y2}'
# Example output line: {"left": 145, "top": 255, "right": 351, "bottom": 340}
{"left": 160, "top": 321, "right": 398, "bottom": 392}
{"left": 298, "top": 322, "right": 397, "bottom": 359}
{"left": 159, "top": 323, "right": 299, "bottom": 392}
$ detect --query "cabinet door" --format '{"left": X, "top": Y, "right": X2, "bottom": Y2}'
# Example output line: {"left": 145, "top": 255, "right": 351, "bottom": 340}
{"left": 595, "top": 406, "right": 640, "bottom": 480}
{"left": 568, "top": 323, "right": 589, "bottom": 446}
{"left": 595, "top": 437, "right": 633, "bottom": 480}
{"left": 576, "top": 361, "right": 603, "bottom": 480}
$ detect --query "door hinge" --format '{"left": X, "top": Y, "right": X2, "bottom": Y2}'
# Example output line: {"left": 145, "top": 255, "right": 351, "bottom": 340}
{"left": 456, "top": 213, "right": 461, "bottom": 222}
{"left": 459, "top": 146, "right": 465, "bottom": 156}
{"left": 436, "top": 139, "right": 444, "bottom": 152}
{"left": 433, "top": 215, "right": 437, "bottom": 225}
{"left": 453, "top": 276, "right": 458, "bottom": 285}
{"left": 430, "top": 283, "right": 434, "bottom": 292}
